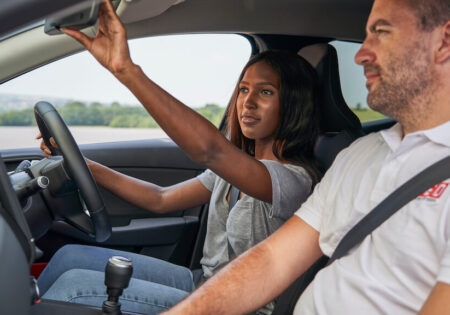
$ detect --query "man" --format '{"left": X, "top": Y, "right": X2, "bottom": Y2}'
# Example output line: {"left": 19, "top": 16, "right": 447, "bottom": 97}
{"left": 164, "top": 0, "right": 450, "bottom": 313}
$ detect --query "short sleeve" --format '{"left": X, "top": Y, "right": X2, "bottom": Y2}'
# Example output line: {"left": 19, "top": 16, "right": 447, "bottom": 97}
{"left": 295, "top": 181, "right": 326, "bottom": 232}
{"left": 437, "top": 240, "right": 450, "bottom": 284}
{"left": 260, "top": 160, "right": 312, "bottom": 221}
{"left": 294, "top": 140, "right": 356, "bottom": 234}
{"left": 196, "top": 169, "right": 217, "bottom": 192}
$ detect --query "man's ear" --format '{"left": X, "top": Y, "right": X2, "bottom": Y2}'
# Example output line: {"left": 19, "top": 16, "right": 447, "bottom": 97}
{"left": 435, "top": 20, "right": 450, "bottom": 64}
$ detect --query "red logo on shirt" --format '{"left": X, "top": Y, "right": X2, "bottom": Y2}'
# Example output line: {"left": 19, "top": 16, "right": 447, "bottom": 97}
{"left": 420, "top": 183, "right": 449, "bottom": 199}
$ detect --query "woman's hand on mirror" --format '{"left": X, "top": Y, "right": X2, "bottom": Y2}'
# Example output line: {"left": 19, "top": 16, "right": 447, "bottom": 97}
{"left": 61, "top": 0, "right": 135, "bottom": 76}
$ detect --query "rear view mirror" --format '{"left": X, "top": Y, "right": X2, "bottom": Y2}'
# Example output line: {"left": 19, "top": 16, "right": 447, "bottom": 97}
{"left": 44, "top": 0, "right": 101, "bottom": 35}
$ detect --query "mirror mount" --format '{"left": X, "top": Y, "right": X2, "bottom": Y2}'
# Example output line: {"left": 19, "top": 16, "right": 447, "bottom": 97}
{"left": 44, "top": 0, "right": 101, "bottom": 36}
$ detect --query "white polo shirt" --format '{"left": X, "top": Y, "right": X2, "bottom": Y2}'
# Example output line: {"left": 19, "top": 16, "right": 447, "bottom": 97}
{"left": 295, "top": 121, "right": 450, "bottom": 314}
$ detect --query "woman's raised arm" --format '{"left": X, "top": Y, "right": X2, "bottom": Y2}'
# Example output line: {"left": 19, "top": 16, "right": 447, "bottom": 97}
{"left": 62, "top": 0, "right": 273, "bottom": 202}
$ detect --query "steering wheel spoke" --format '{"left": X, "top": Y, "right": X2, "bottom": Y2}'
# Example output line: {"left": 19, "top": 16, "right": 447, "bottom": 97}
{"left": 64, "top": 210, "right": 95, "bottom": 238}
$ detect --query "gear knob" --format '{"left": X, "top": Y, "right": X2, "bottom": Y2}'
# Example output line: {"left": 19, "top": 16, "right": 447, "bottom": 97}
{"left": 105, "top": 256, "right": 133, "bottom": 295}
{"left": 102, "top": 256, "right": 133, "bottom": 315}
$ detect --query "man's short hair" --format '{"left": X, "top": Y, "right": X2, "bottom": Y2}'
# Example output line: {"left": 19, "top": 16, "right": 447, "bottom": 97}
{"left": 403, "top": 0, "right": 450, "bottom": 31}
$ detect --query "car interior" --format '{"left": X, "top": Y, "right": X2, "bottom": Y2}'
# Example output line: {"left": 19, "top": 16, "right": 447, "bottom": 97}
{"left": 0, "top": 0, "right": 397, "bottom": 314}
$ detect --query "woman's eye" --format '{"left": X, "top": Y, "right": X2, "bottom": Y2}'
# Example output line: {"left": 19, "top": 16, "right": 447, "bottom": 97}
{"left": 262, "top": 89, "right": 273, "bottom": 95}
{"left": 239, "top": 87, "right": 248, "bottom": 93}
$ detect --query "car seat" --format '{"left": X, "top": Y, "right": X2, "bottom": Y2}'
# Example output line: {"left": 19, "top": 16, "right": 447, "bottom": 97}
{"left": 300, "top": 43, "right": 364, "bottom": 173}
{"left": 270, "top": 43, "right": 365, "bottom": 315}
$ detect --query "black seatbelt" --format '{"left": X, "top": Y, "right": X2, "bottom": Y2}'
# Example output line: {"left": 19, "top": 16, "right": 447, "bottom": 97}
{"left": 328, "top": 155, "right": 450, "bottom": 265}
{"left": 227, "top": 186, "right": 240, "bottom": 259}
{"left": 272, "top": 155, "right": 450, "bottom": 315}
{"left": 229, "top": 186, "right": 240, "bottom": 210}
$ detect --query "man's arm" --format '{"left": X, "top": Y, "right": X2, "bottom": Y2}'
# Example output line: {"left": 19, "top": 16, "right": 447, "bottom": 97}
{"left": 419, "top": 282, "right": 450, "bottom": 314}
{"left": 164, "top": 216, "right": 323, "bottom": 315}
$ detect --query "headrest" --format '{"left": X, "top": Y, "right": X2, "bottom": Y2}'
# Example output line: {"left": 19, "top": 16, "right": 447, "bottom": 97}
{"left": 299, "top": 43, "right": 362, "bottom": 134}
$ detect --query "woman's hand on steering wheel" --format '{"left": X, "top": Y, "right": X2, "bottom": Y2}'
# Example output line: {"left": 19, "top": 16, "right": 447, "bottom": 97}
{"left": 36, "top": 133, "right": 57, "bottom": 157}
{"left": 37, "top": 133, "right": 95, "bottom": 169}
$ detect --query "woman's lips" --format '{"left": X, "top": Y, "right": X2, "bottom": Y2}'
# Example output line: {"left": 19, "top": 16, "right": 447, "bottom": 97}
{"left": 241, "top": 115, "right": 260, "bottom": 125}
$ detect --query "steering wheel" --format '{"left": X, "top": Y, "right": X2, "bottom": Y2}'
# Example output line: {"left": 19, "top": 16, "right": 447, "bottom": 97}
{"left": 34, "top": 101, "right": 111, "bottom": 242}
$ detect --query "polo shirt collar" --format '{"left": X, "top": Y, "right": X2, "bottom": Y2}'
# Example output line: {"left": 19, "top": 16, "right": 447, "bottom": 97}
{"left": 423, "top": 120, "right": 450, "bottom": 148}
{"left": 380, "top": 123, "right": 402, "bottom": 152}
{"left": 380, "top": 120, "right": 450, "bottom": 154}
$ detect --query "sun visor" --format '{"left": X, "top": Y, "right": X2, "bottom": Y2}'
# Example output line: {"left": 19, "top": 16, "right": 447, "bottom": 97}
{"left": 117, "top": 0, "right": 185, "bottom": 24}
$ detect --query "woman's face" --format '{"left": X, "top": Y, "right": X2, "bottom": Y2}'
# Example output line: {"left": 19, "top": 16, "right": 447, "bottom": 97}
{"left": 236, "top": 61, "right": 281, "bottom": 142}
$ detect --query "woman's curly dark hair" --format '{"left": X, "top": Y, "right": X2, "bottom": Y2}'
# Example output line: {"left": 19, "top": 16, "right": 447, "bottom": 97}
{"left": 226, "top": 50, "right": 321, "bottom": 184}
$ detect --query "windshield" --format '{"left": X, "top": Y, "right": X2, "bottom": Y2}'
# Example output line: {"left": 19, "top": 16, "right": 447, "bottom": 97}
{"left": 0, "top": 21, "right": 43, "bottom": 42}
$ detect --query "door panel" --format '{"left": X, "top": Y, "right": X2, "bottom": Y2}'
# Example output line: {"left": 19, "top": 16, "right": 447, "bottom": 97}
{"left": 1, "top": 138, "right": 207, "bottom": 267}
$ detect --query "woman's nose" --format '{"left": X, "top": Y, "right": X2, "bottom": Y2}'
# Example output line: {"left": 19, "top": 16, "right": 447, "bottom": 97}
{"left": 243, "top": 91, "right": 257, "bottom": 108}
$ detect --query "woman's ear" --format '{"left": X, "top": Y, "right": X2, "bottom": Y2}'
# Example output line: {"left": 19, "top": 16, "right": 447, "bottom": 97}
{"left": 435, "top": 20, "right": 450, "bottom": 64}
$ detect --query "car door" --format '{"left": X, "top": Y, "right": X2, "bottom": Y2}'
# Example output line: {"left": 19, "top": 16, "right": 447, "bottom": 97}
{"left": 0, "top": 33, "right": 251, "bottom": 269}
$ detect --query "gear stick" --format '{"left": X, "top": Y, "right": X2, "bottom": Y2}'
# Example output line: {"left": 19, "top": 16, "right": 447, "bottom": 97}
{"left": 102, "top": 256, "right": 133, "bottom": 315}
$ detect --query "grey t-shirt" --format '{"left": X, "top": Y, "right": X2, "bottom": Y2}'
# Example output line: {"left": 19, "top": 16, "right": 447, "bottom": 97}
{"left": 197, "top": 159, "right": 312, "bottom": 277}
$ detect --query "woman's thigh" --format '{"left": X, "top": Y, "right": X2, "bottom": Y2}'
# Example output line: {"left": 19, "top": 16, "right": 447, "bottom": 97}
{"left": 43, "top": 269, "right": 190, "bottom": 315}
{"left": 38, "top": 244, "right": 194, "bottom": 294}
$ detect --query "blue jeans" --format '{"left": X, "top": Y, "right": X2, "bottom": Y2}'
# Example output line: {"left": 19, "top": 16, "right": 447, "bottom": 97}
{"left": 38, "top": 245, "right": 195, "bottom": 314}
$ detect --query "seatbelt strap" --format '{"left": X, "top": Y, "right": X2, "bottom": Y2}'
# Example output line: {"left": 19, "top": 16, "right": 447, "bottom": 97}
{"left": 328, "top": 155, "right": 450, "bottom": 266}
{"left": 229, "top": 186, "right": 240, "bottom": 210}
{"left": 227, "top": 186, "right": 240, "bottom": 259}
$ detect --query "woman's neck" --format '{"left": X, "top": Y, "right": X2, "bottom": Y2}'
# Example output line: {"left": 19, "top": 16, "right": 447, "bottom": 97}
{"left": 254, "top": 138, "right": 279, "bottom": 161}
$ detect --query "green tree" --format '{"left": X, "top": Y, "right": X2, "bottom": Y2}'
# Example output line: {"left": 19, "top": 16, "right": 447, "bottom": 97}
{"left": 0, "top": 100, "right": 227, "bottom": 128}
{"left": 86, "top": 106, "right": 105, "bottom": 125}
{"left": 196, "top": 103, "right": 225, "bottom": 127}
{"left": 60, "top": 101, "right": 88, "bottom": 125}
{"left": 0, "top": 108, "right": 35, "bottom": 125}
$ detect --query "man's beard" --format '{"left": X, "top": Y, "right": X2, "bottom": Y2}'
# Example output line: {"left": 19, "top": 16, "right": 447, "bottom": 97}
{"left": 366, "top": 42, "right": 434, "bottom": 121}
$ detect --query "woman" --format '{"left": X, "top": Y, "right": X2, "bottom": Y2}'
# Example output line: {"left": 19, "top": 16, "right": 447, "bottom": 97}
{"left": 37, "top": 1, "right": 321, "bottom": 314}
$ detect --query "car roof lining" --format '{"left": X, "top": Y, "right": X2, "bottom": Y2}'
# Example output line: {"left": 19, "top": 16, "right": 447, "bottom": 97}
{"left": 123, "top": 0, "right": 372, "bottom": 42}
{"left": 0, "top": 0, "right": 371, "bottom": 84}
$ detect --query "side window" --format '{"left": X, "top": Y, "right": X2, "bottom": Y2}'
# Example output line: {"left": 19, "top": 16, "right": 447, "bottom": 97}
{"left": 0, "top": 34, "right": 251, "bottom": 149}
{"left": 330, "top": 40, "right": 385, "bottom": 122}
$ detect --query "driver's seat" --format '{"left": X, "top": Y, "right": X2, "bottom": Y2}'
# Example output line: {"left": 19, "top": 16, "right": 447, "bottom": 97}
{"left": 300, "top": 43, "right": 364, "bottom": 174}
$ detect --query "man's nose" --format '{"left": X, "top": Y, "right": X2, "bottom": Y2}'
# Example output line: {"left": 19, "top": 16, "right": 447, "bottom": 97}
{"left": 354, "top": 39, "right": 375, "bottom": 65}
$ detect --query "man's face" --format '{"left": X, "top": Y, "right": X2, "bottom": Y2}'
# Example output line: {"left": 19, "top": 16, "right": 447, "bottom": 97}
{"left": 354, "top": 0, "right": 435, "bottom": 120}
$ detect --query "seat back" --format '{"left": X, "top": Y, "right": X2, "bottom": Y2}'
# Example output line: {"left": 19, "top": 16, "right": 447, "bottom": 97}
{"left": 300, "top": 43, "right": 364, "bottom": 173}
{"left": 271, "top": 44, "right": 364, "bottom": 315}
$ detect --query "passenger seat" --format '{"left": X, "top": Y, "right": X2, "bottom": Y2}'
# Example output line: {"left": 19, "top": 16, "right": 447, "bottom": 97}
{"left": 270, "top": 43, "right": 365, "bottom": 315}
{"left": 299, "top": 43, "right": 364, "bottom": 174}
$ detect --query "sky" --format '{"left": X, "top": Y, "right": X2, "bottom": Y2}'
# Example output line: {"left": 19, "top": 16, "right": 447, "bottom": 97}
{"left": 0, "top": 34, "right": 368, "bottom": 109}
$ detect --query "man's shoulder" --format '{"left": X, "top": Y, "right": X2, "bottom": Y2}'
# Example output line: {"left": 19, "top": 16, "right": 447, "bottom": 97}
{"left": 353, "top": 129, "right": 384, "bottom": 144}
{"left": 337, "top": 131, "right": 383, "bottom": 159}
